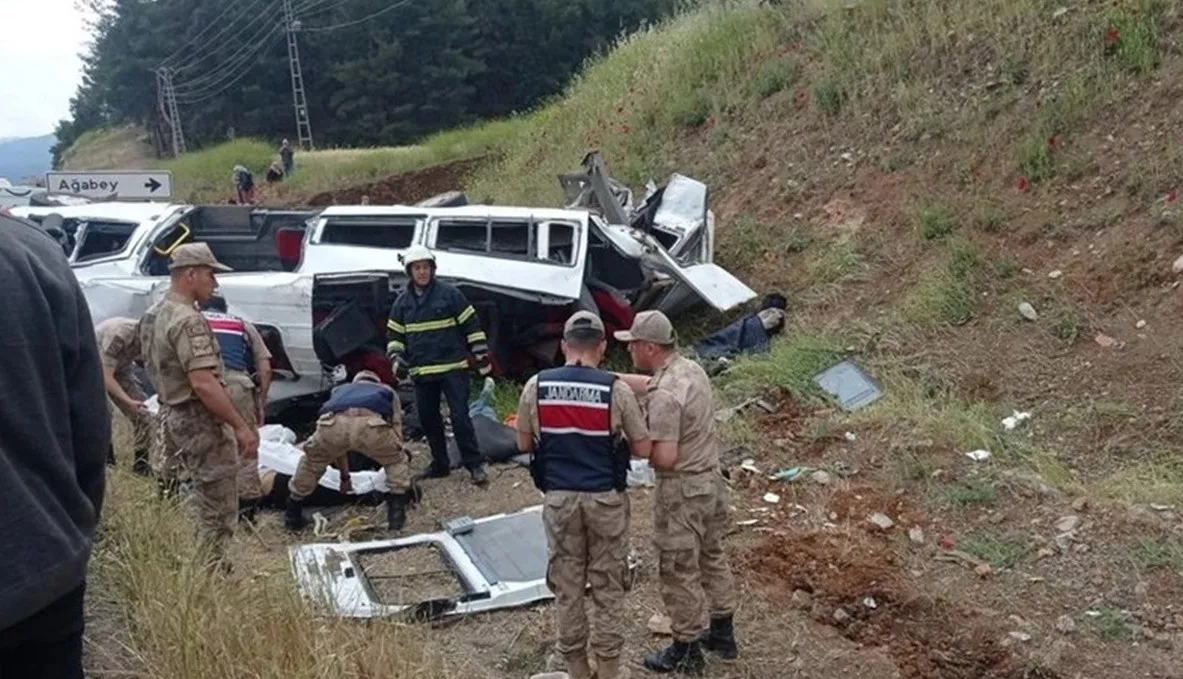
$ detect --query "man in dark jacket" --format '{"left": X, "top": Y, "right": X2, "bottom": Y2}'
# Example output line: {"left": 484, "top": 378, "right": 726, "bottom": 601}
{"left": 387, "top": 245, "right": 490, "bottom": 486}
{"left": 0, "top": 211, "right": 110, "bottom": 677}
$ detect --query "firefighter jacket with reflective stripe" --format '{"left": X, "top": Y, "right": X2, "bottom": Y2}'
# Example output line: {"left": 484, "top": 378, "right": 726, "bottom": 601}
{"left": 386, "top": 278, "right": 487, "bottom": 379}
{"left": 318, "top": 381, "right": 396, "bottom": 420}
{"left": 202, "top": 311, "right": 253, "bottom": 373}
{"left": 532, "top": 365, "right": 627, "bottom": 493}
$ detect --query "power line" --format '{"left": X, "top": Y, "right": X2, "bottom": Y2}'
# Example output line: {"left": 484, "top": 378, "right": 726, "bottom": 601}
{"left": 302, "top": 0, "right": 412, "bottom": 32}
{"left": 292, "top": 0, "right": 353, "bottom": 18}
{"left": 171, "top": 21, "right": 283, "bottom": 95}
{"left": 173, "top": 28, "right": 285, "bottom": 103}
{"left": 160, "top": 0, "right": 276, "bottom": 69}
{"left": 168, "top": 5, "right": 283, "bottom": 78}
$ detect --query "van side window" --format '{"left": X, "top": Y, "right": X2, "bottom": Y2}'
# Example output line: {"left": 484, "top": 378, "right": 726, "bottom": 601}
{"left": 432, "top": 217, "right": 577, "bottom": 265}
{"left": 489, "top": 219, "right": 531, "bottom": 257}
{"left": 434, "top": 219, "right": 489, "bottom": 253}
{"left": 320, "top": 216, "right": 417, "bottom": 249}
{"left": 546, "top": 222, "right": 576, "bottom": 264}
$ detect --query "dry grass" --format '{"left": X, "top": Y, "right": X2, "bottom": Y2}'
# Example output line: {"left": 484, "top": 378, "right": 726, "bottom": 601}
{"left": 90, "top": 421, "right": 452, "bottom": 678}
{"left": 59, "top": 125, "right": 157, "bottom": 172}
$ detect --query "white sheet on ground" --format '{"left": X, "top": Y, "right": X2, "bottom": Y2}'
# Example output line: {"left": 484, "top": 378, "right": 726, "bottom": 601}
{"left": 258, "top": 424, "right": 390, "bottom": 495}
{"left": 144, "top": 398, "right": 389, "bottom": 494}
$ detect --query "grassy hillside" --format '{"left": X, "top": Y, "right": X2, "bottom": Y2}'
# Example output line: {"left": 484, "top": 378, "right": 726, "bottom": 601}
{"left": 88, "top": 1, "right": 1183, "bottom": 678}
{"left": 58, "top": 125, "right": 157, "bottom": 171}
{"left": 58, "top": 120, "right": 521, "bottom": 203}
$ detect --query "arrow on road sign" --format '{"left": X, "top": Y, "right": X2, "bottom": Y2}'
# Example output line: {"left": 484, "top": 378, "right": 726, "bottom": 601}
{"left": 144, "top": 178, "right": 162, "bottom": 193}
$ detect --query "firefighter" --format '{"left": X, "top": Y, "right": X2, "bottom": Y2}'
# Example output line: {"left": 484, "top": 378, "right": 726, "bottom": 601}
{"left": 386, "top": 245, "right": 491, "bottom": 486}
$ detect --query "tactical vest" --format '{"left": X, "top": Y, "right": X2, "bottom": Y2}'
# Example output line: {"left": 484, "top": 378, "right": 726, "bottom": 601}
{"left": 319, "top": 382, "right": 395, "bottom": 420}
{"left": 533, "top": 365, "right": 627, "bottom": 493}
{"left": 202, "top": 311, "right": 252, "bottom": 373}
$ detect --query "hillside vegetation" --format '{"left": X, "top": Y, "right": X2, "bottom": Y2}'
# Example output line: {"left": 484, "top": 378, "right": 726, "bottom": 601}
{"left": 89, "top": 1, "right": 1183, "bottom": 678}
{"left": 55, "top": 0, "right": 676, "bottom": 161}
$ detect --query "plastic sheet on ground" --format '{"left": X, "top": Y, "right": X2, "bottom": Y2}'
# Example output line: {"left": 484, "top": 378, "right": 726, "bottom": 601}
{"left": 258, "top": 424, "right": 390, "bottom": 494}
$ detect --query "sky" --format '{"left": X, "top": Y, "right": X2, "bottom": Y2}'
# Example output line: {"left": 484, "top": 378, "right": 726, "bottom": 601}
{"left": 0, "top": 0, "right": 93, "bottom": 140}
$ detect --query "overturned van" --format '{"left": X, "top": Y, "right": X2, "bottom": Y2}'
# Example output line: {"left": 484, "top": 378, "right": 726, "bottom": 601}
{"left": 10, "top": 155, "right": 756, "bottom": 412}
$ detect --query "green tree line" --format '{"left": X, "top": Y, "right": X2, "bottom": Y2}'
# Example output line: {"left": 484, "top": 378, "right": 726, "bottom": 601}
{"left": 53, "top": 0, "right": 680, "bottom": 165}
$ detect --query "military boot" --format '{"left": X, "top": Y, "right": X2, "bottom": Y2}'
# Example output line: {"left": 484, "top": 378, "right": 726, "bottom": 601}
{"left": 469, "top": 465, "right": 489, "bottom": 487}
{"left": 562, "top": 650, "right": 593, "bottom": 679}
{"left": 156, "top": 477, "right": 180, "bottom": 501}
{"left": 238, "top": 497, "right": 261, "bottom": 524}
{"left": 698, "top": 615, "right": 738, "bottom": 659}
{"left": 284, "top": 496, "right": 308, "bottom": 531}
{"left": 131, "top": 449, "right": 152, "bottom": 477}
{"left": 595, "top": 654, "right": 630, "bottom": 679}
{"left": 642, "top": 640, "right": 705, "bottom": 675}
{"left": 385, "top": 492, "right": 408, "bottom": 532}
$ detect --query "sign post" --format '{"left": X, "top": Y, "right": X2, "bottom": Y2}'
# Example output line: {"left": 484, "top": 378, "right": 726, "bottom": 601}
{"left": 44, "top": 171, "right": 174, "bottom": 201}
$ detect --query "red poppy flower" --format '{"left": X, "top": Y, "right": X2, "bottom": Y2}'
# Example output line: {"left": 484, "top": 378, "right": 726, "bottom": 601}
{"left": 1017, "top": 176, "right": 1031, "bottom": 192}
{"left": 1168, "top": 189, "right": 1178, "bottom": 202}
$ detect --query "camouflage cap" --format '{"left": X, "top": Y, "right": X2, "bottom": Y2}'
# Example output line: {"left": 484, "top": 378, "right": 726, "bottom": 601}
{"left": 613, "top": 310, "right": 675, "bottom": 345}
{"left": 169, "top": 242, "right": 232, "bottom": 272}
{"left": 564, "top": 310, "right": 605, "bottom": 340}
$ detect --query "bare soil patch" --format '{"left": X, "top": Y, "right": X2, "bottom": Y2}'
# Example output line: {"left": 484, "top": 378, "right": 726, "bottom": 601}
{"left": 359, "top": 544, "right": 464, "bottom": 605}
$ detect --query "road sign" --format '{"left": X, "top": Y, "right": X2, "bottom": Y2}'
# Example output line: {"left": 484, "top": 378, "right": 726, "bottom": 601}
{"left": 44, "top": 171, "right": 173, "bottom": 200}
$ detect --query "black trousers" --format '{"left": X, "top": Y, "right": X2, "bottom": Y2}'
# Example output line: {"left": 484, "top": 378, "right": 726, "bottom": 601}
{"left": 0, "top": 583, "right": 85, "bottom": 679}
{"left": 414, "top": 371, "right": 483, "bottom": 472}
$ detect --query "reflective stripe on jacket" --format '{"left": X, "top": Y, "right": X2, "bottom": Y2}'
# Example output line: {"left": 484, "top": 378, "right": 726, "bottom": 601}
{"left": 386, "top": 278, "right": 487, "bottom": 379}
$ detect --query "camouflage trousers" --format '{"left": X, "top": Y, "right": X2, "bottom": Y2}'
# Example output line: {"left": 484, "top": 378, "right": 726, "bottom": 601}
{"left": 289, "top": 409, "right": 410, "bottom": 500}
{"left": 109, "top": 369, "right": 152, "bottom": 456}
{"left": 542, "top": 489, "right": 630, "bottom": 658}
{"left": 225, "top": 371, "right": 263, "bottom": 501}
{"left": 653, "top": 470, "right": 737, "bottom": 642}
{"left": 157, "top": 400, "right": 239, "bottom": 558}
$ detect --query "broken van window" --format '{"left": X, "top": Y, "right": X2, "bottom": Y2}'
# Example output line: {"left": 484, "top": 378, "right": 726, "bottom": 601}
{"left": 321, "top": 216, "right": 417, "bottom": 249}
{"left": 74, "top": 220, "right": 137, "bottom": 263}
{"left": 546, "top": 222, "right": 576, "bottom": 264}
{"left": 435, "top": 219, "right": 489, "bottom": 253}
{"left": 489, "top": 219, "right": 531, "bottom": 257}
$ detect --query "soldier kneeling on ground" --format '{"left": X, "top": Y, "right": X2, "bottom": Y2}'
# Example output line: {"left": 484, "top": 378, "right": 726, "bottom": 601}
{"left": 284, "top": 370, "right": 414, "bottom": 532}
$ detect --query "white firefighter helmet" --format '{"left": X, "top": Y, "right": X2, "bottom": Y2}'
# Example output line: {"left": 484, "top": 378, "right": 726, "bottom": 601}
{"left": 401, "top": 244, "right": 436, "bottom": 268}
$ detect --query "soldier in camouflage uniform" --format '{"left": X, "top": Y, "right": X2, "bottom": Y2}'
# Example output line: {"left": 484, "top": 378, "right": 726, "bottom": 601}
{"left": 516, "top": 311, "right": 652, "bottom": 679}
{"left": 95, "top": 316, "right": 153, "bottom": 475}
{"left": 284, "top": 370, "right": 413, "bottom": 532}
{"left": 615, "top": 310, "right": 739, "bottom": 675}
{"left": 140, "top": 243, "right": 259, "bottom": 564}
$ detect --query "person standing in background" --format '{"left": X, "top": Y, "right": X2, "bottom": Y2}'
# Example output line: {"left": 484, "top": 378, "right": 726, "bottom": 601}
{"left": 0, "top": 210, "right": 110, "bottom": 678}
{"left": 279, "top": 139, "right": 294, "bottom": 176}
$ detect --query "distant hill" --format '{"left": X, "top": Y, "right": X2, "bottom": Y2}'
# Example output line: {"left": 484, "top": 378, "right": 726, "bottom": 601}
{"left": 0, "top": 134, "right": 55, "bottom": 183}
